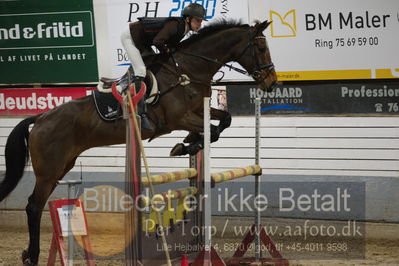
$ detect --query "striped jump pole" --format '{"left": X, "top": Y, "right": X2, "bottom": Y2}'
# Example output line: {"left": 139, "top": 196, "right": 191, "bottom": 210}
{"left": 141, "top": 168, "right": 198, "bottom": 187}
{"left": 211, "top": 165, "right": 262, "bottom": 184}
{"left": 142, "top": 187, "right": 198, "bottom": 206}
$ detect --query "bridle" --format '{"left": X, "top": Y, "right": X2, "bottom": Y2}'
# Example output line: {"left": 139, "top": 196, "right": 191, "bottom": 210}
{"left": 158, "top": 27, "right": 275, "bottom": 99}
{"left": 236, "top": 32, "right": 275, "bottom": 83}
{"left": 176, "top": 28, "right": 275, "bottom": 84}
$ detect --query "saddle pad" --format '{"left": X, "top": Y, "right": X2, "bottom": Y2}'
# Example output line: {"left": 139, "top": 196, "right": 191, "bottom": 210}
{"left": 92, "top": 90, "right": 122, "bottom": 122}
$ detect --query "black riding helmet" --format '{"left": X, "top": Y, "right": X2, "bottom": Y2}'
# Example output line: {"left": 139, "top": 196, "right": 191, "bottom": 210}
{"left": 182, "top": 3, "right": 207, "bottom": 21}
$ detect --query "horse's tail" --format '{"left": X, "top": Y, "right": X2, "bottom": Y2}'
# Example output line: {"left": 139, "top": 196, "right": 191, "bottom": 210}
{"left": 0, "top": 116, "right": 37, "bottom": 202}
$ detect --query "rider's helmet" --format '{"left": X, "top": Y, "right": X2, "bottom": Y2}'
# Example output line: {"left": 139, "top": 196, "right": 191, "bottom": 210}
{"left": 182, "top": 3, "right": 207, "bottom": 21}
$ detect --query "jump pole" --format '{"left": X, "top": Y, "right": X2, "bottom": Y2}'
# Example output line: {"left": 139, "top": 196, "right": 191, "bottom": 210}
{"left": 203, "top": 97, "right": 262, "bottom": 262}
{"left": 122, "top": 87, "right": 141, "bottom": 266}
{"left": 192, "top": 96, "right": 286, "bottom": 265}
{"left": 57, "top": 179, "right": 83, "bottom": 266}
{"left": 254, "top": 97, "right": 261, "bottom": 261}
{"left": 203, "top": 97, "right": 212, "bottom": 265}
{"left": 226, "top": 99, "right": 288, "bottom": 266}
{"left": 191, "top": 97, "right": 226, "bottom": 266}
{"left": 126, "top": 86, "right": 172, "bottom": 266}
{"left": 113, "top": 81, "right": 172, "bottom": 265}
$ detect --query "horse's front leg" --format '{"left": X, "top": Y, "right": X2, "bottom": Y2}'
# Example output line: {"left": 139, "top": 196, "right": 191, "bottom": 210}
{"left": 174, "top": 125, "right": 218, "bottom": 156}
{"left": 170, "top": 111, "right": 201, "bottom": 156}
{"left": 210, "top": 108, "right": 231, "bottom": 140}
{"left": 183, "top": 108, "right": 231, "bottom": 144}
{"left": 171, "top": 109, "right": 231, "bottom": 156}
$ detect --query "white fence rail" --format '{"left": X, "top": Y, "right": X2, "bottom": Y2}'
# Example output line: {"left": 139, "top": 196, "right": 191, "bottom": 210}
{"left": 1, "top": 117, "right": 399, "bottom": 177}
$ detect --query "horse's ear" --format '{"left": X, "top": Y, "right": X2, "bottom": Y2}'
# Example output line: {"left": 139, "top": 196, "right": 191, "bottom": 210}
{"left": 254, "top": 20, "right": 272, "bottom": 35}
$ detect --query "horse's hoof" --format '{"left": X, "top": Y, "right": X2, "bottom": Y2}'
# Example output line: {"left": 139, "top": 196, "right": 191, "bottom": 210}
{"left": 23, "top": 260, "right": 36, "bottom": 266}
{"left": 183, "top": 132, "right": 201, "bottom": 144}
{"left": 187, "top": 143, "right": 204, "bottom": 156}
{"left": 21, "top": 250, "right": 28, "bottom": 262}
{"left": 21, "top": 250, "right": 36, "bottom": 266}
{"left": 170, "top": 143, "right": 186, "bottom": 156}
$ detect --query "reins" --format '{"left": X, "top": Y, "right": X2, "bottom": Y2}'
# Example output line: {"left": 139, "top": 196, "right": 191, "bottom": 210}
{"left": 157, "top": 61, "right": 211, "bottom": 99}
{"left": 177, "top": 50, "right": 249, "bottom": 76}
{"left": 175, "top": 30, "right": 275, "bottom": 82}
{"left": 155, "top": 27, "right": 275, "bottom": 99}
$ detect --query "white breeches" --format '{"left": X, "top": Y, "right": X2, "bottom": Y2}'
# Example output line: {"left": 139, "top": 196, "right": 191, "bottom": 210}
{"left": 120, "top": 28, "right": 146, "bottom": 78}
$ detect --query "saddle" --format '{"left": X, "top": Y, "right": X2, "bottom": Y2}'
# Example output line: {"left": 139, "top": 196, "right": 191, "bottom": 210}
{"left": 93, "top": 67, "right": 159, "bottom": 122}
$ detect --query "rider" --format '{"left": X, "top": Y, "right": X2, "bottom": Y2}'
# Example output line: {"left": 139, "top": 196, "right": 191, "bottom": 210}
{"left": 121, "top": 3, "right": 207, "bottom": 133}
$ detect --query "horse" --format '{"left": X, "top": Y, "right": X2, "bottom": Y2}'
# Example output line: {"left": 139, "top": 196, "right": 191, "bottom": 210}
{"left": 0, "top": 19, "right": 277, "bottom": 265}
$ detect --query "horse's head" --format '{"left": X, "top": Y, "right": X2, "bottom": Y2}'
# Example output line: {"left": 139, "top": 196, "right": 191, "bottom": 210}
{"left": 235, "top": 20, "right": 277, "bottom": 92}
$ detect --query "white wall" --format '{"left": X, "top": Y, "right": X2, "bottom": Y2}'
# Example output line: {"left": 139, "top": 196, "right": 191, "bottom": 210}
{"left": 1, "top": 116, "right": 398, "bottom": 176}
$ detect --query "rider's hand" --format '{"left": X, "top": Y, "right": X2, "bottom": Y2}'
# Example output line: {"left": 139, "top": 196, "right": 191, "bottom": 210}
{"left": 159, "top": 44, "right": 169, "bottom": 54}
{"left": 167, "top": 47, "right": 176, "bottom": 54}
{"left": 161, "top": 45, "right": 175, "bottom": 55}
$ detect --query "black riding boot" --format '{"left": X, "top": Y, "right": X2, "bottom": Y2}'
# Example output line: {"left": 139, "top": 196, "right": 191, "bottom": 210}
{"left": 134, "top": 76, "right": 155, "bottom": 134}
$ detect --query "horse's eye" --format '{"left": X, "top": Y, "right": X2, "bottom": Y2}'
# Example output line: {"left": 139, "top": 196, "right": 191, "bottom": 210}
{"left": 255, "top": 39, "right": 267, "bottom": 52}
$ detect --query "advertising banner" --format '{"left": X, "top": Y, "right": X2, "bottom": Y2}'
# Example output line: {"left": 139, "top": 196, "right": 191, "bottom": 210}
{"left": 265, "top": 0, "right": 399, "bottom": 81}
{"left": 100, "top": 0, "right": 250, "bottom": 81}
{"left": 0, "top": 0, "right": 98, "bottom": 84}
{"left": 0, "top": 88, "right": 94, "bottom": 116}
{"left": 226, "top": 82, "right": 399, "bottom": 116}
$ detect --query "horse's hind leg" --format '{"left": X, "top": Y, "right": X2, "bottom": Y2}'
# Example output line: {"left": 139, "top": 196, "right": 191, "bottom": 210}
{"left": 22, "top": 177, "right": 58, "bottom": 265}
{"left": 23, "top": 157, "right": 77, "bottom": 265}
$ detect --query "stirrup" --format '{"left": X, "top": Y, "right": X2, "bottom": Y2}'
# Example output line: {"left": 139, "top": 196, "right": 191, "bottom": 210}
{"left": 140, "top": 113, "right": 155, "bottom": 133}
{"left": 133, "top": 76, "right": 145, "bottom": 92}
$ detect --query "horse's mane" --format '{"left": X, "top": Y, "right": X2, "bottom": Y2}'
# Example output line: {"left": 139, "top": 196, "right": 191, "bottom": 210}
{"left": 145, "top": 19, "right": 250, "bottom": 69}
{"left": 177, "top": 19, "right": 249, "bottom": 48}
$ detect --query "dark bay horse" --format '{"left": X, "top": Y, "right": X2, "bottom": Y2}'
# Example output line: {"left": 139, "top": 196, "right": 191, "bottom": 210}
{"left": 0, "top": 19, "right": 276, "bottom": 265}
